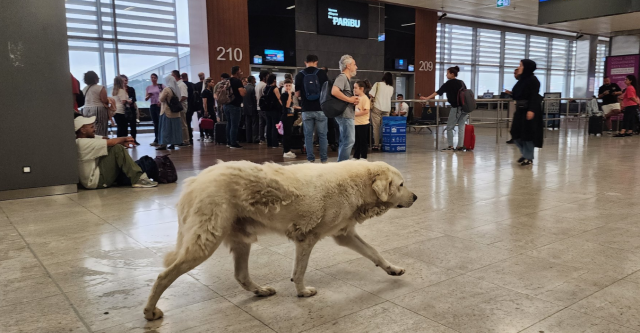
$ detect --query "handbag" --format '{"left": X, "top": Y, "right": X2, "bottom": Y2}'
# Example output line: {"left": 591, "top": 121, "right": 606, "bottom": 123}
{"left": 168, "top": 91, "right": 184, "bottom": 113}
{"left": 124, "top": 103, "right": 136, "bottom": 120}
{"left": 320, "top": 78, "right": 349, "bottom": 118}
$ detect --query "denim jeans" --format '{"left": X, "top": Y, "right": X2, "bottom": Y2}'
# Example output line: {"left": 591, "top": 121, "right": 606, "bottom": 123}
{"left": 224, "top": 105, "right": 242, "bottom": 146}
{"left": 515, "top": 139, "right": 535, "bottom": 160}
{"left": 302, "top": 111, "right": 328, "bottom": 162}
{"left": 149, "top": 104, "right": 160, "bottom": 142}
{"left": 446, "top": 107, "right": 468, "bottom": 148}
{"left": 335, "top": 117, "right": 355, "bottom": 162}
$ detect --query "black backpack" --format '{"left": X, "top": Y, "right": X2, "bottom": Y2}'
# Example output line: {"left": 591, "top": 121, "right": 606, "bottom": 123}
{"left": 168, "top": 90, "right": 183, "bottom": 113}
{"left": 259, "top": 86, "right": 278, "bottom": 112}
{"left": 154, "top": 155, "right": 177, "bottom": 184}
{"left": 301, "top": 69, "right": 321, "bottom": 101}
{"left": 135, "top": 155, "right": 159, "bottom": 181}
{"left": 320, "top": 78, "right": 349, "bottom": 118}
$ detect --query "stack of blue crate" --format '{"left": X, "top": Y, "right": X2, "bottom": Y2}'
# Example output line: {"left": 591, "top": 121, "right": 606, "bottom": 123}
{"left": 381, "top": 116, "right": 407, "bottom": 152}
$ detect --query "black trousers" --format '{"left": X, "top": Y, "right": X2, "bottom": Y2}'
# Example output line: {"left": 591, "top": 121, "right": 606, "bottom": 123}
{"left": 266, "top": 112, "right": 280, "bottom": 148}
{"left": 150, "top": 104, "right": 160, "bottom": 142}
{"left": 258, "top": 110, "right": 268, "bottom": 141}
{"left": 114, "top": 113, "right": 136, "bottom": 139}
{"left": 281, "top": 115, "right": 295, "bottom": 153}
{"left": 353, "top": 124, "right": 369, "bottom": 159}
{"left": 623, "top": 105, "right": 639, "bottom": 131}
{"left": 328, "top": 117, "right": 339, "bottom": 145}
{"left": 186, "top": 109, "right": 195, "bottom": 143}
{"left": 245, "top": 114, "right": 259, "bottom": 143}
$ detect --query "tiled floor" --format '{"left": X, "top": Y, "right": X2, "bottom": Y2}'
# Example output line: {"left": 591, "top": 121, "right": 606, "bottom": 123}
{"left": 2, "top": 122, "right": 640, "bottom": 333}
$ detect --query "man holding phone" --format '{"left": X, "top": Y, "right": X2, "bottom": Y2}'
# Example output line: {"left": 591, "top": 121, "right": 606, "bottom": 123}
{"left": 599, "top": 77, "right": 622, "bottom": 131}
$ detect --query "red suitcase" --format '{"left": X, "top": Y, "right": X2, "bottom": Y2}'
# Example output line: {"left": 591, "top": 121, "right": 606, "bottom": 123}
{"left": 199, "top": 118, "right": 214, "bottom": 130}
{"left": 464, "top": 124, "right": 475, "bottom": 150}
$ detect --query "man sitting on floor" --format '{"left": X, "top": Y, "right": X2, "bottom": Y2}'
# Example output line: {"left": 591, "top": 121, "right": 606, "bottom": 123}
{"left": 75, "top": 115, "right": 158, "bottom": 189}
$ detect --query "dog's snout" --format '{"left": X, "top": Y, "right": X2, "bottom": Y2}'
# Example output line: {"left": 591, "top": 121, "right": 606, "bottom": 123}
{"left": 412, "top": 194, "right": 418, "bottom": 202}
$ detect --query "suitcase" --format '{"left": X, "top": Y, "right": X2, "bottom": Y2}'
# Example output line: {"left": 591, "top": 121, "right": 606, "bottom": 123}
{"left": 214, "top": 122, "right": 227, "bottom": 145}
{"left": 589, "top": 116, "right": 603, "bottom": 135}
{"left": 199, "top": 118, "right": 214, "bottom": 130}
{"left": 290, "top": 126, "right": 306, "bottom": 153}
{"left": 463, "top": 124, "right": 475, "bottom": 150}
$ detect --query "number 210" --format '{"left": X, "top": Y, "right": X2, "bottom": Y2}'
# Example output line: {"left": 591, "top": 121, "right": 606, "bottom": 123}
{"left": 217, "top": 47, "right": 243, "bottom": 61}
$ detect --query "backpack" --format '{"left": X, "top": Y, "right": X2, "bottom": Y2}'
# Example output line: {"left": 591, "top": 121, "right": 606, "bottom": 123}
{"left": 135, "top": 155, "right": 159, "bottom": 181}
{"left": 457, "top": 81, "right": 476, "bottom": 113}
{"left": 259, "top": 86, "right": 278, "bottom": 112}
{"left": 215, "top": 79, "right": 233, "bottom": 105}
{"left": 320, "top": 77, "right": 349, "bottom": 118}
{"left": 168, "top": 90, "right": 183, "bottom": 113}
{"left": 301, "top": 69, "right": 321, "bottom": 101}
{"left": 154, "top": 155, "right": 177, "bottom": 184}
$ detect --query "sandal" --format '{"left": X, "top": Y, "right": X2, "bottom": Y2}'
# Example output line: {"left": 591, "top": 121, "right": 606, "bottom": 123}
{"left": 517, "top": 157, "right": 525, "bottom": 163}
{"left": 520, "top": 159, "right": 533, "bottom": 166}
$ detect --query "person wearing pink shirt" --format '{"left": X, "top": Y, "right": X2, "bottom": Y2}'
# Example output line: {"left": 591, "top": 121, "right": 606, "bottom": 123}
{"left": 614, "top": 75, "right": 640, "bottom": 137}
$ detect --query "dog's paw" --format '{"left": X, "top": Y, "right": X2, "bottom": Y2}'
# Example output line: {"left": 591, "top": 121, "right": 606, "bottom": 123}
{"left": 254, "top": 286, "right": 277, "bottom": 297}
{"left": 297, "top": 287, "right": 317, "bottom": 297}
{"left": 143, "top": 307, "right": 164, "bottom": 321}
{"left": 386, "top": 265, "right": 405, "bottom": 276}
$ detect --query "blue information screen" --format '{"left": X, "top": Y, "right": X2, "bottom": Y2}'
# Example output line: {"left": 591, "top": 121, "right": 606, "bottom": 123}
{"left": 265, "top": 49, "right": 284, "bottom": 62}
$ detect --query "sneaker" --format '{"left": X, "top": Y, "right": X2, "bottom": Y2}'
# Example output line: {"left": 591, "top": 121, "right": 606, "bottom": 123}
{"left": 168, "top": 145, "right": 176, "bottom": 150}
{"left": 283, "top": 152, "right": 296, "bottom": 158}
{"left": 520, "top": 159, "right": 533, "bottom": 166}
{"left": 204, "top": 138, "right": 213, "bottom": 143}
{"left": 517, "top": 157, "right": 525, "bottom": 163}
{"left": 156, "top": 146, "right": 167, "bottom": 151}
{"left": 259, "top": 140, "right": 266, "bottom": 145}
{"left": 132, "top": 177, "right": 158, "bottom": 188}
{"left": 230, "top": 144, "right": 243, "bottom": 149}
{"left": 455, "top": 147, "right": 465, "bottom": 151}
{"left": 441, "top": 146, "right": 455, "bottom": 152}
{"left": 179, "top": 143, "right": 191, "bottom": 147}
{"left": 150, "top": 141, "right": 159, "bottom": 147}
{"left": 226, "top": 144, "right": 230, "bottom": 148}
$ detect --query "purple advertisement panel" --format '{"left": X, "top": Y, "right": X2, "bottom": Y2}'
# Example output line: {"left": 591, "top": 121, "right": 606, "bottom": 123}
{"left": 606, "top": 55, "right": 640, "bottom": 90}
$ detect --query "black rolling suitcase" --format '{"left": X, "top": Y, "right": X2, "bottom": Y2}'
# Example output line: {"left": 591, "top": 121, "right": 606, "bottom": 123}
{"left": 290, "top": 125, "right": 306, "bottom": 153}
{"left": 214, "top": 122, "right": 227, "bottom": 144}
{"left": 588, "top": 116, "right": 603, "bottom": 136}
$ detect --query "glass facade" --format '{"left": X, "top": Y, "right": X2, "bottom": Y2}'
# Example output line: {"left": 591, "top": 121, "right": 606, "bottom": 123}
{"left": 66, "top": 0, "right": 190, "bottom": 108}
{"left": 435, "top": 22, "right": 608, "bottom": 100}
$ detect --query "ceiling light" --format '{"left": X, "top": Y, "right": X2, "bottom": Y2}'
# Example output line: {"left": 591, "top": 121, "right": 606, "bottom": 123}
{"left": 286, "top": 5, "right": 295, "bottom": 10}
{"left": 401, "top": 22, "right": 415, "bottom": 26}
{"left": 124, "top": 6, "right": 135, "bottom": 11}
{"left": 438, "top": 13, "right": 447, "bottom": 21}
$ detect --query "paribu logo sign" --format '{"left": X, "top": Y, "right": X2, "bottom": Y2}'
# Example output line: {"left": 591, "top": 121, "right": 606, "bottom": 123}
{"left": 328, "top": 8, "right": 361, "bottom": 28}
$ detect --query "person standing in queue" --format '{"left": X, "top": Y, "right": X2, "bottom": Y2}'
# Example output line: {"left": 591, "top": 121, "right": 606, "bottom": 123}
{"left": 120, "top": 74, "right": 139, "bottom": 145}
{"left": 369, "top": 72, "right": 395, "bottom": 151}
{"left": 599, "top": 77, "right": 623, "bottom": 132}
{"left": 614, "top": 75, "right": 640, "bottom": 137}
{"left": 146, "top": 73, "right": 163, "bottom": 146}
{"left": 200, "top": 77, "right": 216, "bottom": 142}
{"left": 510, "top": 59, "right": 544, "bottom": 166}
{"left": 226, "top": 66, "right": 246, "bottom": 149}
{"left": 264, "top": 74, "right": 282, "bottom": 149}
{"left": 81, "top": 71, "right": 111, "bottom": 137}
{"left": 156, "top": 75, "right": 184, "bottom": 150}
{"left": 420, "top": 66, "right": 467, "bottom": 151}
{"left": 332, "top": 55, "right": 359, "bottom": 162}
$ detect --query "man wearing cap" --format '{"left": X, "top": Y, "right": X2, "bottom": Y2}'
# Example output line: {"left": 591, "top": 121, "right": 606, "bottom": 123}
{"left": 74, "top": 115, "right": 158, "bottom": 189}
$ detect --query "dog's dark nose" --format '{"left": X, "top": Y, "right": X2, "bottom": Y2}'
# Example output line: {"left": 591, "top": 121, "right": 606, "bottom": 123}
{"left": 412, "top": 194, "right": 418, "bottom": 202}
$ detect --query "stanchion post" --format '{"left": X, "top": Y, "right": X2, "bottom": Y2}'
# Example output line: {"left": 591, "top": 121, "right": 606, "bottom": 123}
{"left": 544, "top": 98, "right": 549, "bottom": 138}
{"left": 435, "top": 100, "right": 440, "bottom": 150}
{"left": 495, "top": 101, "right": 499, "bottom": 144}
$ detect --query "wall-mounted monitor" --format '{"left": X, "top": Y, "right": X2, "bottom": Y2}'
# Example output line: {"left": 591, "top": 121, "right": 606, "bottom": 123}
{"left": 408, "top": 65, "right": 414, "bottom": 72}
{"left": 395, "top": 59, "right": 408, "bottom": 70}
{"left": 317, "top": 0, "right": 369, "bottom": 39}
{"left": 265, "top": 49, "right": 284, "bottom": 62}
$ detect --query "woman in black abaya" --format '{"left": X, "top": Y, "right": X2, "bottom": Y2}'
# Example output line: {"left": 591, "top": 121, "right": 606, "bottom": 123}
{"left": 510, "top": 59, "right": 544, "bottom": 166}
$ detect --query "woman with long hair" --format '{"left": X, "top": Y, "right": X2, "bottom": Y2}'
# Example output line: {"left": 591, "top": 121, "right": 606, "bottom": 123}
{"left": 81, "top": 71, "right": 110, "bottom": 136}
{"left": 420, "top": 66, "right": 468, "bottom": 151}
{"left": 156, "top": 75, "right": 184, "bottom": 150}
{"left": 146, "top": 73, "right": 163, "bottom": 146}
{"left": 120, "top": 74, "right": 139, "bottom": 145}
{"left": 264, "top": 74, "right": 282, "bottom": 149}
{"left": 200, "top": 77, "right": 216, "bottom": 142}
{"left": 614, "top": 75, "right": 640, "bottom": 137}
{"left": 112, "top": 76, "right": 134, "bottom": 139}
{"left": 280, "top": 79, "right": 299, "bottom": 158}
{"left": 369, "top": 72, "right": 395, "bottom": 151}
{"left": 353, "top": 80, "right": 372, "bottom": 159}
{"left": 510, "top": 59, "right": 544, "bottom": 166}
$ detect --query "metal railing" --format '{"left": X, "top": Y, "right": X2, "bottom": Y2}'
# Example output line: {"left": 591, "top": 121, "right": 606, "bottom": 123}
{"left": 391, "top": 97, "right": 600, "bottom": 150}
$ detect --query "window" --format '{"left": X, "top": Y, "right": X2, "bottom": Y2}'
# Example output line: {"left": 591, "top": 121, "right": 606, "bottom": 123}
{"left": 595, "top": 43, "right": 608, "bottom": 89}
{"left": 503, "top": 32, "right": 526, "bottom": 91}
{"left": 476, "top": 66, "right": 500, "bottom": 95}
{"left": 66, "top": 0, "right": 191, "bottom": 108}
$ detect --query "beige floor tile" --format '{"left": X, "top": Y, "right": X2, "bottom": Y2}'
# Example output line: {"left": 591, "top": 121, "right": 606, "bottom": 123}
{"left": 15, "top": 218, "right": 119, "bottom": 244}
{"left": 97, "top": 297, "right": 271, "bottom": 333}
{"left": 123, "top": 222, "right": 179, "bottom": 252}
{"left": 45, "top": 247, "right": 165, "bottom": 292}
{"left": 355, "top": 219, "right": 444, "bottom": 251}
{"left": 304, "top": 302, "right": 458, "bottom": 333}
{"left": 270, "top": 237, "right": 365, "bottom": 269}
{"left": 0, "top": 272, "right": 60, "bottom": 307}
{"left": 570, "top": 280, "right": 640, "bottom": 330}
{"left": 320, "top": 251, "right": 460, "bottom": 300}
{"left": 397, "top": 235, "right": 516, "bottom": 273}
{"left": 66, "top": 273, "right": 219, "bottom": 331}
{"left": 100, "top": 207, "right": 179, "bottom": 228}
{"left": 0, "top": 225, "right": 21, "bottom": 244}
{"left": 0, "top": 238, "right": 28, "bottom": 261}
{"left": 226, "top": 270, "right": 385, "bottom": 333}
{"left": 392, "top": 275, "right": 561, "bottom": 333}
{"left": 405, "top": 211, "right": 496, "bottom": 235}
{"left": 254, "top": 233, "right": 291, "bottom": 248}
{"left": 453, "top": 223, "right": 565, "bottom": 252}
{"left": 527, "top": 239, "right": 640, "bottom": 279}
{"left": 625, "top": 270, "right": 640, "bottom": 285}
{"left": 497, "top": 213, "right": 606, "bottom": 238}
{"left": 573, "top": 226, "right": 640, "bottom": 253}
{"left": 521, "top": 308, "right": 639, "bottom": 333}
{"left": 188, "top": 248, "right": 296, "bottom": 296}
{"left": 0, "top": 295, "right": 88, "bottom": 332}
{"left": 0, "top": 251, "right": 45, "bottom": 280}
{"left": 29, "top": 230, "right": 145, "bottom": 265}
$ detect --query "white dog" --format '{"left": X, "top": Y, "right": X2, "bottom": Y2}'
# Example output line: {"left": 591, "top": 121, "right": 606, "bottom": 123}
{"left": 144, "top": 160, "right": 417, "bottom": 320}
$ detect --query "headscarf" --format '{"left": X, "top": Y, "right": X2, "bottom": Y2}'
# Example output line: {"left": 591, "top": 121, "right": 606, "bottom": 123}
{"left": 520, "top": 59, "right": 537, "bottom": 80}
{"left": 164, "top": 75, "right": 180, "bottom": 97}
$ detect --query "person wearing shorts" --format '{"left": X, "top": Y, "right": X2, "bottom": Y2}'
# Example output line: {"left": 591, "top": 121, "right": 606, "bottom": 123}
{"left": 599, "top": 77, "right": 623, "bottom": 131}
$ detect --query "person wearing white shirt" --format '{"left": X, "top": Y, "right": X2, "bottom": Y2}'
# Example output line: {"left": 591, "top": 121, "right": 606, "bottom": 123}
{"left": 74, "top": 115, "right": 157, "bottom": 189}
{"left": 368, "top": 72, "right": 395, "bottom": 150}
{"left": 392, "top": 94, "right": 409, "bottom": 118}
{"left": 255, "top": 70, "right": 269, "bottom": 144}
{"left": 172, "top": 70, "right": 190, "bottom": 146}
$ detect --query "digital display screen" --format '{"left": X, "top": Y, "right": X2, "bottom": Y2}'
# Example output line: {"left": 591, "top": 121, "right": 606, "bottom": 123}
{"left": 264, "top": 49, "right": 284, "bottom": 62}
{"left": 253, "top": 55, "right": 263, "bottom": 64}
{"left": 317, "top": 0, "right": 369, "bottom": 39}
{"left": 408, "top": 65, "right": 414, "bottom": 72}
{"left": 395, "top": 59, "right": 408, "bottom": 70}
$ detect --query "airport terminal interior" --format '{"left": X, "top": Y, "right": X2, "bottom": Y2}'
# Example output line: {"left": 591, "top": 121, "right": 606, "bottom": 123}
{"left": 3, "top": 0, "right": 640, "bottom": 332}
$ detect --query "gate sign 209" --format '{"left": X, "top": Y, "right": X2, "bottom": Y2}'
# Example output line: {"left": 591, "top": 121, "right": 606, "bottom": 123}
{"left": 317, "top": 0, "right": 369, "bottom": 39}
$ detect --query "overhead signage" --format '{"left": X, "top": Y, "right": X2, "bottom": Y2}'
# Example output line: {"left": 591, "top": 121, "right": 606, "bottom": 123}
{"left": 317, "top": 0, "right": 369, "bottom": 39}
{"left": 497, "top": 0, "right": 510, "bottom": 8}
{"left": 606, "top": 55, "right": 640, "bottom": 90}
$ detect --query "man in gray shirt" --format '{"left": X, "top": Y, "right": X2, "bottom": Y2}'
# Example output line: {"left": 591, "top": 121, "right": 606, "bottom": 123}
{"left": 332, "top": 54, "right": 359, "bottom": 161}
{"left": 243, "top": 76, "right": 258, "bottom": 143}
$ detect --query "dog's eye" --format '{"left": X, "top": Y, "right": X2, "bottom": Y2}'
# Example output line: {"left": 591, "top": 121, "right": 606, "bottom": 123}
{"left": 400, "top": 183, "right": 404, "bottom": 187}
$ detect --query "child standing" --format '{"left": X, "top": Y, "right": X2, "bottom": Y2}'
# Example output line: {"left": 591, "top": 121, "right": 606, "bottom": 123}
{"left": 353, "top": 80, "right": 371, "bottom": 160}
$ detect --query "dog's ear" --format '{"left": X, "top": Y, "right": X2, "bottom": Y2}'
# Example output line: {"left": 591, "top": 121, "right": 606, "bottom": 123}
{"left": 372, "top": 173, "right": 391, "bottom": 201}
